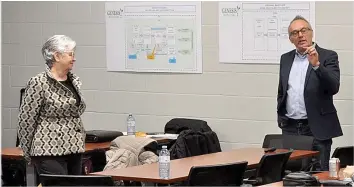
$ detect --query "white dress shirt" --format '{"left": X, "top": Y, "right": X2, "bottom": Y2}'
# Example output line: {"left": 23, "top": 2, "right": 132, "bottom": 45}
{"left": 285, "top": 50, "right": 310, "bottom": 119}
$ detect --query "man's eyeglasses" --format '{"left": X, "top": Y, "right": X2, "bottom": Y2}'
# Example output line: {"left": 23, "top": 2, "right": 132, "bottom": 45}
{"left": 289, "top": 27, "right": 312, "bottom": 38}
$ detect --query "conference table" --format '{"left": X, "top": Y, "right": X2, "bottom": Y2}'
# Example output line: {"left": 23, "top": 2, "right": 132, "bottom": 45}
{"left": 91, "top": 147, "right": 319, "bottom": 184}
{"left": 1, "top": 137, "right": 173, "bottom": 186}
{"left": 1, "top": 137, "right": 171, "bottom": 160}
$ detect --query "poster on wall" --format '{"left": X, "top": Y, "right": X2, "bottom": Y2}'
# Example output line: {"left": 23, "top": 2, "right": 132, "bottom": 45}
{"left": 105, "top": 1, "right": 203, "bottom": 73}
{"left": 219, "top": 1, "right": 315, "bottom": 64}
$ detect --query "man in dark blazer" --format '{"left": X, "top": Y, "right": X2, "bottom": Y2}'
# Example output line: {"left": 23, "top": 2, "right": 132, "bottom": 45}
{"left": 277, "top": 15, "right": 343, "bottom": 171}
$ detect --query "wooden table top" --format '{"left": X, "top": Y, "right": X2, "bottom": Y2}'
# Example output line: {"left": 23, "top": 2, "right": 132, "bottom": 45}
{"left": 1, "top": 142, "right": 112, "bottom": 160}
{"left": 2, "top": 137, "right": 170, "bottom": 160}
{"left": 91, "top": 148, "right": 319, "bottom": 184}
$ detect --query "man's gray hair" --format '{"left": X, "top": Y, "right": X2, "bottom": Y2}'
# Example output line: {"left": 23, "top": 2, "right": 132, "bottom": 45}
{"left": 41, "top": 35, "right": 76, "bottom": 68}
{"left": 288, "top": 15, "right": 312, "bottom": 34}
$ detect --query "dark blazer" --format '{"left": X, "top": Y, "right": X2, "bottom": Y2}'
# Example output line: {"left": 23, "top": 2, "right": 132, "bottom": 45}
{"left": 277, "top": 44, "right": 343, "bottom": 140}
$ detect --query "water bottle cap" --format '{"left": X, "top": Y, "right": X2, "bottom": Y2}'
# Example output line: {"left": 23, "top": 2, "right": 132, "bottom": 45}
{"left": 162, "top": 145, "right": 167, "bottom": 149}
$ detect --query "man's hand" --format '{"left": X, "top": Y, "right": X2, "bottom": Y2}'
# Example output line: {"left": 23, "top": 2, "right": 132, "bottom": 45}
{"left": 305, "top": 45, "right": 320, "bottom": 67}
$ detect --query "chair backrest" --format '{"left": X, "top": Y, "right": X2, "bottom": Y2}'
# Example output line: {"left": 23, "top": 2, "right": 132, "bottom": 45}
{"left": 262, "top": 134, "right": 314, "bottom": 150}
{"left": 16, "top": 88, "right": 26, "bottom": 147}
{"left": 186, "top": 161, "right": 248, "bottom": 186}
{"left": 164, "top": 118, "right": 211, "bottom": 134}
{"left": 255, "top": 150, "right": 292, "bottom": 185}
{"left": 262, "top": 134, "right": 314, "bottom": 171}
{"left": 281, "top": 134, "right": 314, "bottom": 150}
{"left": 262, "top": 134, "right": 284, "bottom": 148}
{"left": 39, "top": 174, "right": 115, "bottom": 186}
{"left": 332, "top": 146, "right": 354, "bottom": 168}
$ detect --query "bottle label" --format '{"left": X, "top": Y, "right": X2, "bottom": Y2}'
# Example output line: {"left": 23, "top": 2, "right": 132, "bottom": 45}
{"left": 127, "top": 121, "right": 135, "bottom": 126}
{"left": 159, "top": 156, "right": 170, "bottom": 163}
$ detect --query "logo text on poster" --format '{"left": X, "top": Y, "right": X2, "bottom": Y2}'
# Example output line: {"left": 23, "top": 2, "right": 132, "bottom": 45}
{"left": 107, "top": 8, "right": 124, "bottom": 18}
{"left": 221, "top": 6, "right": 241, "bottom": 16}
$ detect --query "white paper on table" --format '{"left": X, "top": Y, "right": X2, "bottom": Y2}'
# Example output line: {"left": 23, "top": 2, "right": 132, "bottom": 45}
{"left": 146, "top": 133, "right": 179, "bottom": 139}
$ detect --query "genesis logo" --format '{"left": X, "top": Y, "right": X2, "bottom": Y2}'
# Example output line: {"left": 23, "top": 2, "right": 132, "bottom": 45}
{"left": 221, "top": 6, "right": 241, "bottom": 16}
{"left": 106, "top": 8, "right": 123, "bottom": 17}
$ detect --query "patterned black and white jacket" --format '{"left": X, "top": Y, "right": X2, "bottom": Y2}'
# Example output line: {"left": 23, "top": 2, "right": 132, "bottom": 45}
{"left": 18, "top": 66, "right": 86, "bottom": 162}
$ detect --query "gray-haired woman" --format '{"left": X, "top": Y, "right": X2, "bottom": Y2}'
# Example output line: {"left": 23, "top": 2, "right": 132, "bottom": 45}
{"left": 17, "top": 35, "right": 86, "bottom": 175}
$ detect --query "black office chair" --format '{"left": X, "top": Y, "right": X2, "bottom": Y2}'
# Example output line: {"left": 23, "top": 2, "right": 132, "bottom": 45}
{"left": 39, "top": 174, "right": 115, "bottom": 186}
{"left": 185, "top": 161, "right": 248, "bottom": 186}
{"left": 332, "top": 146, "right": 354, "bottom": 168}
{"left": 262, "top": 134, "right": 315, "bottom": 172}
{"left": 262, "top": 134, "right": 284, "bottom": 148}
{"left": 263, "top": 134, "right": 314, "bottom": 150}
{"left": 164, "top": 118, "right": 212, "bottom": 150}
{"left": 89, "top": 149, "right": 107, "bottom": 172}
{"left": 16, "top": 88, "right": 26, "bottom": 147}
{"left": 1, "top": 159, "right": 26, "bottom": 186}
{"left": 1, "top": 88, "right": 27, "bottom": 186}
{"left": 244, "top": 150, "right": 292, "bottom": 186}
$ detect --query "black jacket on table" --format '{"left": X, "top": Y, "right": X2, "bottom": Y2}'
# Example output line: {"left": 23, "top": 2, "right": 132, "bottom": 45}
{"left": 170, "top": 130, "right": 221, "bottom": 160}
{"left": 164, "top": 118, "right": 212, "bottom": 134}
{"left": 17, "top": 66, "right": 86, "bottom": 162}
{"left": 277, "top": 44, "right": 343, "bottom": 141}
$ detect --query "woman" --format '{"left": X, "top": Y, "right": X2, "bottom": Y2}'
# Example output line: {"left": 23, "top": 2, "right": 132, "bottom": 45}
{"left": 17, "top": 35, "right": 86, "bottom": 175}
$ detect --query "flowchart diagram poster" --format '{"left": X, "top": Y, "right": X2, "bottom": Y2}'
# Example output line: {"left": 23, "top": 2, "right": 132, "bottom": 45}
{"left": 106, "top": 2, "right": 202, "bottom": 73}
{"left": 219, "top": 2, "right": 315, "bottom": 64}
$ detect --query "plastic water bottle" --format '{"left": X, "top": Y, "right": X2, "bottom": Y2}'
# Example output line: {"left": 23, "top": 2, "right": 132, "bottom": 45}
{"left": 126, "top": 113, "right": 136, "bottom": 135}
{"left": 159, "top": 145, "right": 170, "bottom": 179}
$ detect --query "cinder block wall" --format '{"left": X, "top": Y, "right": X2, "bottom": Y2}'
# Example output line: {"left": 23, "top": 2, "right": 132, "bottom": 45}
{"left": 2, "top": 2, "right": 353, "bottom": 151}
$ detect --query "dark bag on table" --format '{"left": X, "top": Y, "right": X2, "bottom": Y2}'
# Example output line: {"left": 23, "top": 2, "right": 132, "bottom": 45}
{"left": 320, "top": 179, "right": 353, "bottom": 186}
{"left": 85, "top": 130, "right": 123, "bottom": 143}
{"left": 283, "top": 172, "right": 320, "bottom": 186}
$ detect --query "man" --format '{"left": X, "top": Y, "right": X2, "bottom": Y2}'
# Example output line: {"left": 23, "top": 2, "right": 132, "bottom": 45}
{"left": 277, "top": 15, "right": 343, "bottom": 171}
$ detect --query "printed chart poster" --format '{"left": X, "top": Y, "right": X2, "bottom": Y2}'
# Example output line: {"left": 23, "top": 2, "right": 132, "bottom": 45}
{"left": 106, "top": 2, "right": 202, "bottom": 73}
{"left": 219, "top": 2, "right": 315, "bottom": 64}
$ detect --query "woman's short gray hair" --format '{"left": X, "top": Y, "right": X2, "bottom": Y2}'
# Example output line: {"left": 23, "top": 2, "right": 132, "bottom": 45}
{"left": 41, "top": 35, "right": 76, "bottom": 68}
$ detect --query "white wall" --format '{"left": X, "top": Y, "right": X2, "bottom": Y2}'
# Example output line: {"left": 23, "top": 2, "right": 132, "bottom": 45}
{"left": 2, "top": 1, "right": 353, "bottom": 151}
